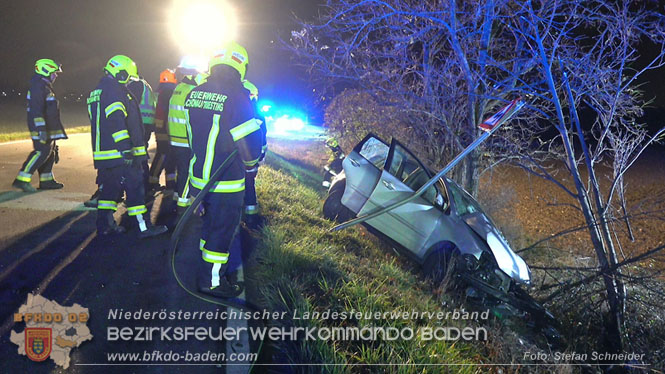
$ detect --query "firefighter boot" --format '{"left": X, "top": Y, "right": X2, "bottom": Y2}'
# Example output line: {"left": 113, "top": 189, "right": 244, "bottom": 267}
{"left": 134, "top": 213, "right": 168, "bottom": 239}
{"left": 97, "top": 210, "right": 126, "bottom": 236}
{"left": 12, "top": 179, "right": 37, "bottom": 193}
{"left": 39, "top": 180, "right": 64, "bottom": 190}
{"left": 198, "top": 262, "right": 243, "bottom": 298}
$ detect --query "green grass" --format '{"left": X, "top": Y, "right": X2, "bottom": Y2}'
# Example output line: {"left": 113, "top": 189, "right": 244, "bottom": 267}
{"left": 249, "top": 154, "right": 485, "bottom": 373}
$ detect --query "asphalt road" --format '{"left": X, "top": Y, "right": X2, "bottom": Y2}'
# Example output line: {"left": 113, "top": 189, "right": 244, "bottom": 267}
{"left": 0, "top": 134, "right": 264, "bottom": 373}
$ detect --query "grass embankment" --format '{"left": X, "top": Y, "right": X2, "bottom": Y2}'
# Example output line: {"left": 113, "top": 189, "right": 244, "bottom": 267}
{"left": 249, "top": 151, "right": 484, "bottom": 373}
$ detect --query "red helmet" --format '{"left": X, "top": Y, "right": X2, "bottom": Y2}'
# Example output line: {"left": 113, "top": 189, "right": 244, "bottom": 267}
{"left": 159, "top": 69, "right": 177, "bottom": 84}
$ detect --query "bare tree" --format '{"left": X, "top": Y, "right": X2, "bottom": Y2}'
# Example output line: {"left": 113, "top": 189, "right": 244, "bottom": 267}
{"left": 288, "top": 0, "right": 542, "bottom": 195}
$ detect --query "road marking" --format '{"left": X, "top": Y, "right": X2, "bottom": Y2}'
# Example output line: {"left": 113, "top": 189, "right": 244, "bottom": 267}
{"left": 226, "top": 264, "right": 251, "bottom": 374}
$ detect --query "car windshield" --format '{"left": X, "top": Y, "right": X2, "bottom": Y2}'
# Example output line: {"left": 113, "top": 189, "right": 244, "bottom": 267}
{"left": 445, "top": 178, "right": 486, "bottom": 217}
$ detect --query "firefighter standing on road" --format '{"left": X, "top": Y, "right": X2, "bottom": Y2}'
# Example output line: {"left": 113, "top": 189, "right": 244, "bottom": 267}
{"left": 240, "top": 79, "right": 267, "bottom": 227}
{"left": 185, "top": 42, "right": 263, "bottom": 298}
{"left": 87, "top": 55, "right": 168, "bottom": 238}
{"left": 13, "top": 59, "right": 68, "bottom": 192}
{"left": 127, "top": 76, "right": 157, "bottom": 187}
{"left": 149, "top": 69, "right": 178, "bottom": 194}
{"left": 169, "top": 57, "right": 206, "bottom": 212}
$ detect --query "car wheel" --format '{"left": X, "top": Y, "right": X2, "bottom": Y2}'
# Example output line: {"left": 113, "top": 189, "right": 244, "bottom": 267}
{"left": 423, "top": 243, "right": 458, "bottom": 285}
{"left": 322, "top": 181, "right": 355, "bottom": 223}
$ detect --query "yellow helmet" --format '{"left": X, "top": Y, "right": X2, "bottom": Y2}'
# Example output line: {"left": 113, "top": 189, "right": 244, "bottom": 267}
{"left": 326, "top": 137, "right": 339, "bottom": 148}
{"left": 35, "top": 58, "right": 62, "bottom": 77}
{"left": 242, "top": 80, "right": 258, "bottom": 101}
{"left": 208, "top": 42, "right": 249, "bottom": 80}
{"left": 105, "top": 55, "right": 138, "bottom": 84}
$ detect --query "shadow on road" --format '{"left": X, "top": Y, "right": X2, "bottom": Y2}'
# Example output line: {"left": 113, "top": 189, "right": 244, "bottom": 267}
{"left": 0, "top": 194, "right": 264, "bottom": 373}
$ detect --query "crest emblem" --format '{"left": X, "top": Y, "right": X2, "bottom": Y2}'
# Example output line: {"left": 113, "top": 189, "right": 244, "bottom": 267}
{"left": 25, "top": 328, "right": 52, "bottom": 362}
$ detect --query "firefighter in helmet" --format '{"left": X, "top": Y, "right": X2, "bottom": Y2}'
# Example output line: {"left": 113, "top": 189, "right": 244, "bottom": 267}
{"left": 149, "top": 69, "right": 178, "bottom": 194}
{"left": 13, "top": 58, "right": 68, "bottom": 192}
{"left": 240, "top": 79, "right": 267, "bottom": 227}
{"left": 169, "top": 56, "right": 206, "bottom": 213}
{"left": 86, "top": 55, "right": 168, "bottom": 238}
{"left": 184, "top": 42, "right": 263, "bottom": 298}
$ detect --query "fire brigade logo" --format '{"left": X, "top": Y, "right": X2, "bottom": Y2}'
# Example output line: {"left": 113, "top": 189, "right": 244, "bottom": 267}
{"left": 25, "top": 328, "right": 52, "bottom": 362}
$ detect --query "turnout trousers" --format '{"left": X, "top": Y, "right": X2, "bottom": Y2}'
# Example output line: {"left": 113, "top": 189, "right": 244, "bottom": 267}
{"left": 16, "top": 140, "right": 56, "bottom": 183}
{"left": 243, "top": 166, "right": 259, "bottom": 216}
{"left": 198, "top": 193, "right": 243, "bottom": 288}
{"left": 96, "top": 164, "right": 151, "bottom": 232}
{"left": 148, "top": 140, "right": 175, "bottom": 190}
{"left": 172, "top": 146, "right": 191, "bottom": 204}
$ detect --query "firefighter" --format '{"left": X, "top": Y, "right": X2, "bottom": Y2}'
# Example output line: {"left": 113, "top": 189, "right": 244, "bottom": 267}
{"left": 127, "top": 76, "right": 157, "bottom": 187}
{"left": 185, "top": 42, "right": 263, "bottom": 298}
{"left": 240, "top": 79, "right": 267, "bottom": 227}
{"left": 148, "top": 69, "right": 178, "bottom": 194}
{"left": 85, "top": 76, "right": 156, "bottom": 208}
{"left": 12, "top": 59, "right": 68, "bottom": 192}
{"left": 168, "top": 57, "right": 206, "bottom": 212}
{"left": 87, "top": 55, "right": 168, "bottom": 238}
{"left": 322, "top": 137, "right": 345, "bottom": 188}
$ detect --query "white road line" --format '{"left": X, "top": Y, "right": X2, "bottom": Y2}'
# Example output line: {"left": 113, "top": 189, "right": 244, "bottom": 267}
{"left": 226, "top": 264, "right": 251, "bottom": 374}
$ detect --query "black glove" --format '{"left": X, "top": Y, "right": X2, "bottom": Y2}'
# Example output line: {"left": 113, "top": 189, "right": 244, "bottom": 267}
{"left": 54, "top": 144, "right": 60, "bottom": 164}
{"left": 121, "top": 150, "right": 134, "bottom": 167}
{"left": 38, "top": 131, "right": 48, "bottom": 143}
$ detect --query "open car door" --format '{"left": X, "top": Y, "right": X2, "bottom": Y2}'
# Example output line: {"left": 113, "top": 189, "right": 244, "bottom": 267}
{"left": 341, "top": 134, "right": 390, "bottom": 214}
{"left": 359, "top": 139, "right": 447, "bottom": 254}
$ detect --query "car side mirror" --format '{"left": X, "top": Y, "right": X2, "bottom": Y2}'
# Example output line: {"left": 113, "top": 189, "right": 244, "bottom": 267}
{"left": 435, "top": 193, "right": 449, "bottom": 213}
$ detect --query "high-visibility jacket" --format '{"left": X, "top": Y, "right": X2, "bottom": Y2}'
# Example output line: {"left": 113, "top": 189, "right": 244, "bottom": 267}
{"left": 184, "top": 74, "right": 263, "bottom": 198}
{"left": 154, "top": 82, "right": 176, "bottom": 142}
{"left": 127, "top": 78, "right": 156, "bottom": 126}
{"left": 27, "top": 74, "right": 67, "bottom": 141}
{"left": 168, "top": 76, "right": 197, "bottom": 148}
{"left": 87, "top": 75, "right": 147, "bottom": 169}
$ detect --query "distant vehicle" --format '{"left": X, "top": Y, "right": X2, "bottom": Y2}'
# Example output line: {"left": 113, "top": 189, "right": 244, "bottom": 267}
{"left": 323, "top": 134, "right": 559, "bottom": 342}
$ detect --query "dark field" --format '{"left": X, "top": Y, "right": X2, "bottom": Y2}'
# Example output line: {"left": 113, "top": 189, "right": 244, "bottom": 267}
{"left": 0, "top": 99, "right": 90, "bottom": 139}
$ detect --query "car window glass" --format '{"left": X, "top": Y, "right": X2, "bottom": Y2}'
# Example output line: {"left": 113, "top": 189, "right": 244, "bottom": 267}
{"left": 359, "top": 137, "right": 389, "bottom": 168}
{"left": 446, "top": 179, "right": 483, "bottom": 216}
{"left": 388, "top": 144, "right": 438, "bottom": 205}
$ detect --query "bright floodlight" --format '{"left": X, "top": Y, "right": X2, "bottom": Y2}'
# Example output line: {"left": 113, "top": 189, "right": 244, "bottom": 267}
{"left": 168, "top": 0, "right": 238, "bottom": 58}
{"left": 273, "top": 115, "right": 305, "bottom": 133}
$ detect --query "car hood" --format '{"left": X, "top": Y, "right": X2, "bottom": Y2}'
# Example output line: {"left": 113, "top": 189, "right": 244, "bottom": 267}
{"left": 463, "top": 213, "right": 531, "bottom": 284}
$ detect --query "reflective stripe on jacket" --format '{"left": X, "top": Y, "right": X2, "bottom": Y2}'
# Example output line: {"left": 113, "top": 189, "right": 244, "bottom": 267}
{"left": 88, "top": 75, "right": 145, "bottom": 169}
{"left": 27, "top": 74, "right": 68, "bottom": 141}
{"left": 184, "top": 74, "right": 263, "bottom": 197}
{"left": 168, "top": 76, "right": 197, "bottom": 148}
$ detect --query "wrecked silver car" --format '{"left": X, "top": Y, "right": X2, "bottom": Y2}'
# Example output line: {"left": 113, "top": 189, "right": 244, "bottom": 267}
{"left": 323, "top": 133, "right": 531, "bottom": 289}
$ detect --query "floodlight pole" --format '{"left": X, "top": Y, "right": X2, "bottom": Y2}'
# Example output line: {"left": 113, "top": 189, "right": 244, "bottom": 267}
{"left": 331, "top": 99, "right": 524, "bottom": 232}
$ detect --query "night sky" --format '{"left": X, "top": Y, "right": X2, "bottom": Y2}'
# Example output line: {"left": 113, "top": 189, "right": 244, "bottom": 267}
{"left": 0, "top": 0, "right": 320, "bottom": 111}
{"left": 1, "top": 0, "right": 663, "bottom": 120}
